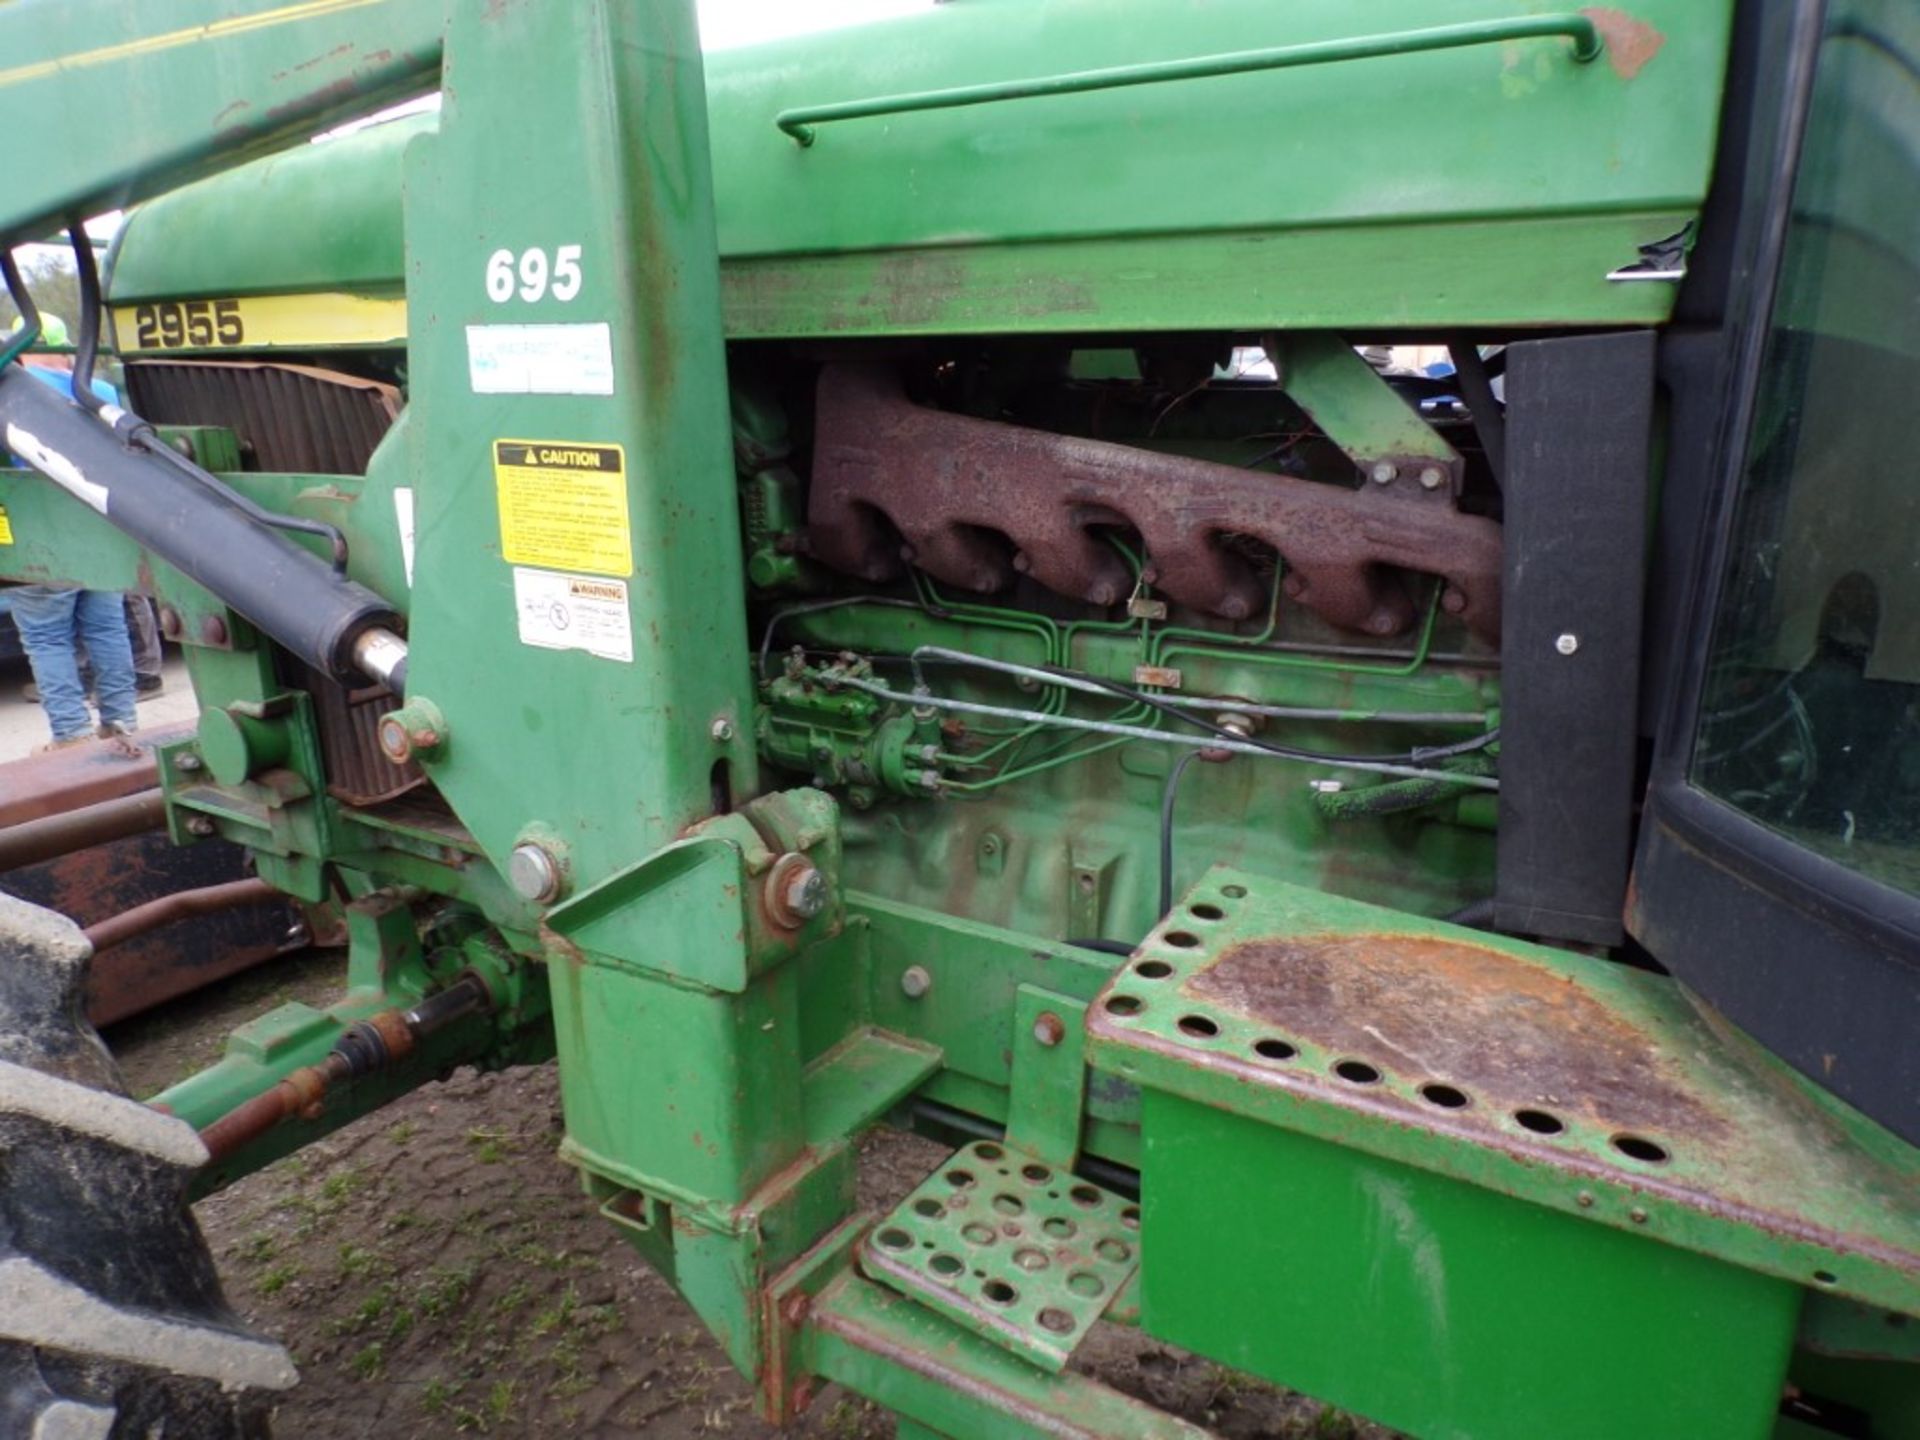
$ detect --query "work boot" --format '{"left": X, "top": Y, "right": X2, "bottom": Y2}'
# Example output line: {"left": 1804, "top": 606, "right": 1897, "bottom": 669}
{"left": 33, "top": 735, "right": 91, "bottom": 753}
{"left": 135, "top": 674, "right": 165, "bottom": 700}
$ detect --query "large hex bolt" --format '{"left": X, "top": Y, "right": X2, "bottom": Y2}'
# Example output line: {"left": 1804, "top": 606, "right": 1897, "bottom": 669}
{"left": 765, "top": 851, "right": 829, "bottom": 929}
{"left": 508, "top": 842, "right": 566, "bottom": 905}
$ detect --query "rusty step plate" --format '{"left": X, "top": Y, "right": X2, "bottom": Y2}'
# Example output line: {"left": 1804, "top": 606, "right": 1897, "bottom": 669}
{"left": 1086, "top": 868, "right": 1920, "bottom": 1319}
{"left": 859, "top": 1140, "right": 1141, "bottom": 1372}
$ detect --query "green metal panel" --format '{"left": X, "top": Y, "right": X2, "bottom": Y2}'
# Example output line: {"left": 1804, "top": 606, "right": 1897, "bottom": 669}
{"left": 105, "top": 111, "right": 432, "bottom": 299}
{"left": 704, "top": 0, "right": 1726, "bottom": 254}
{"left": 0, "top": 0, "right": 439, "bottom": 247}
{"left": 392, "top": 0, "right": 757, "bottom": 887}
{"left": 108, "top": 0, "right": 1735, "bottom": 333}
{"left": 1089, "top": 871, "right": 1920, "bottom": 1317}
{"left": 1141, "top": 1091, "right": 1800, "bottom": 1439}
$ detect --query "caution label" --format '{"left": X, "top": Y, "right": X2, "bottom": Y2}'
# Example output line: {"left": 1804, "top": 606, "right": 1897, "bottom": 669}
{"left": 493, "top": 440, "right": 631, "bottom": 577}
{"left": 512, "top": 567, "right": 633, "bottom": 663}
{"left": 0, "top": 505, "right": 12, "bottom": 545}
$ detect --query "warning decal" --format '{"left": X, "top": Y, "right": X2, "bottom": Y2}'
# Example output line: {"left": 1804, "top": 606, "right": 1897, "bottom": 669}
{"left": 493, "top": 440, "right": 631, "bottom": 578}
{"left": 0, "top": 505, "right": 12, "bottom": 545}
{"left": 512, "top": 567, "right": 633, "bottom": 664}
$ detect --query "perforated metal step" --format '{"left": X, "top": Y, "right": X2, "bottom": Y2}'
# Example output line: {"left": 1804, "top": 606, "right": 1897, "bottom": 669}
{"left": 858, "top": 1140, "right": 1140, "bottom": 1372}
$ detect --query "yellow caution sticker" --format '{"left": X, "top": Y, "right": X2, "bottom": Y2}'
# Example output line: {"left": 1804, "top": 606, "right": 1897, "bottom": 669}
{"left": 492, "top": 440, "right": 631, "bottom": 578}
{"left": 0, "top": 504, "right": 13, "bottom": 545}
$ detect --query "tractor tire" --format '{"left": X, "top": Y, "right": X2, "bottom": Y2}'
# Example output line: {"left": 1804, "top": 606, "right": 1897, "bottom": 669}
{"left": 0, "top": 892, "right": 295, "bottom": 1439}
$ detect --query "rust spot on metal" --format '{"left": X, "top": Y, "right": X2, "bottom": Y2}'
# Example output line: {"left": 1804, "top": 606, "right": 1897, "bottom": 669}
{"left": 1581, "top": 7, "right": 1665, "bottom": 80}
{"left": 538, "top": 923, "right": 587, "bottom": 967}
{"left": 0, "top": 723, "right": 186, "bottom": 826}
{"left": 1187, "top": 932, "right": 1723, "bottom": 1137}
{"left": 808, "top": 363, "right": 1502, "bottom": 643}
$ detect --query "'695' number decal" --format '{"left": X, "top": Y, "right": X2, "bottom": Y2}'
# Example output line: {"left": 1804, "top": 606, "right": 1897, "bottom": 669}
{"left": 485, "top": 246, "right": 583, "bottom": 304}
{"left": 131, "top": 299, "right": 244, "bottom": 349}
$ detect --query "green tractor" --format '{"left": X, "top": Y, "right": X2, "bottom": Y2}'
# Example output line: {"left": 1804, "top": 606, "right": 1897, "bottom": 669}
{"left": 0, "top": 0, "right": 1915, "bottom": 1435}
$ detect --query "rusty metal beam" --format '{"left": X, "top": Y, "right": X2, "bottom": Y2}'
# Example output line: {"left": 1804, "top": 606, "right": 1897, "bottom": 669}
{"left": 83, "top": 876, "right": 282, "bottom": 954}
{"left": 0, "top": 790, "right": 167, "bottom": 873}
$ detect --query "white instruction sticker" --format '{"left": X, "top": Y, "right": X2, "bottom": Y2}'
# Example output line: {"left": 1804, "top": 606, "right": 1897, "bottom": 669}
{"left": 512, "top": 566, "right": 632, "bottom": 663}
{"left": 465, "top": 322, "right": 614, "bottom": 396}
{"left": 393, "top": 486, "right": 416, "bottom": 587}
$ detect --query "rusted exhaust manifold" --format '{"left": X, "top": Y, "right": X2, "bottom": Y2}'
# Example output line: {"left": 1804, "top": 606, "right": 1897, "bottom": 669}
{"left": 807, "top": 363, "right": 1501, "bottom": 642}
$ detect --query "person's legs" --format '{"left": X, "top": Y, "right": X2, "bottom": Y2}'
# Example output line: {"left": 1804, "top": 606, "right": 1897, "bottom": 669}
{"left": 123, "top": 594, "right": 164, "bottom": 695}
{"left": 74, "top": 590, "right": 138, "bottom": 734}
{"left": 8, "top": 586, "right": 91, "bottom": 741}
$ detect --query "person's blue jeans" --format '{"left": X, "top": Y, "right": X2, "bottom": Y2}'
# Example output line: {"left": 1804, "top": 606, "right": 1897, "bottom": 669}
{"left": 9, "top": 586, "right": 138, "bottom": 741}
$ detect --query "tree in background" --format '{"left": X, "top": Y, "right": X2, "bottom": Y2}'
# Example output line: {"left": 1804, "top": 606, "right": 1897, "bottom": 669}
{"left": 0, "top": 247, "right": 83, "bottom": 337}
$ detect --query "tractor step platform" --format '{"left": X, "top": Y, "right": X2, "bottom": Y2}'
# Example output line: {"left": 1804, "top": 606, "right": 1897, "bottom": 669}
{"left": 858, "top": 1140, "right": 1141, "bottom": 1372}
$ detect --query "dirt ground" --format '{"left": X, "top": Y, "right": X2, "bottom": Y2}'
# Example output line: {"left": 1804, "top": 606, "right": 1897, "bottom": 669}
{"left": 107, "top": 950, "right": 1392, "bottom": 1439}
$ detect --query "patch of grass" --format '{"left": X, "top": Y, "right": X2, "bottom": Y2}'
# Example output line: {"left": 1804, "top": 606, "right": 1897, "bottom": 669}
{"left": 257, "top": 1263, "right": 301, "bottom": 1296}
{"left": 421, "top": 1377, "right": 462, "bottom": 1417}
{"left": 485, "top": 1379, "right": 517, "bottom": 1425}
{"left": 388, "top": 1119, "right": 418, "bottom": 1144}
{"left": 528, "top": 1285, "right": 577, "bottom": 1338}
{"left": 819, "top": 1398, "right": 879, "bottom": 1439}
{"left": 1310, "top": 1405, "right": 1360, "bottom": 1440}
{"left": 466, "top": 1127, "right": 511, "bottom": 1164}
{"left": 349, "top": 1342, "right": 386, "bottom": 1381}
{"left": 236, "top": 1231, "right": 278, "bottom": 1265}
{"left": 492, "top": 1281, "right": 533, "bottom": 1316}
{"left": 417, "top": 1262, "right": 480, "bottom": 1319}
{"left": 338, "top": 1241, "right": 394, "bottom": 1280}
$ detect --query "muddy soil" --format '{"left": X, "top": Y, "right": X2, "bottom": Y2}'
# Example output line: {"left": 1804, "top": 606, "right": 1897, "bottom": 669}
{"left": 108, "top": 953, "right": 1392, "bottom": 1439}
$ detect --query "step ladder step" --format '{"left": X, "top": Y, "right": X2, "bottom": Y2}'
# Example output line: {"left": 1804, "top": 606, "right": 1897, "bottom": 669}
{"left": 859, "top": 1139, "right": 1141, "bottom": 1372}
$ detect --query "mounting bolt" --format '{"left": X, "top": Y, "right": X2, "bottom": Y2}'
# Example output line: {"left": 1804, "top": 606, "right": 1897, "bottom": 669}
{"left": 1032, "top": 1012, "right": 1066, "bottom": 1048}
{"left": 766, "top": 852, "right": 828, "bottom": 928}
{"left": 173, "top": 752, "right": 203, "bottom": 774}
{"left": 1369, "top": 462, "right": 1398, "bottom": 485}
{"left": 1576, "top": 1191, "right": 1595, "bottom": 1209}
{"left": 1555, "top": 632, "right": 1580, "bottom": 656}
{"left": 199, "top": 615, "right": 229, "bottom": 646}
{"left": 157, "top": 605, "right": 183, "bottom": 640}
{"left": 900, "top": 965, "right": 932, "bottom": 1000}
{"left": 183, "top": 815, "right": 216, "bottom": 836}
{"left": 1418, "top": 466, "right": 1446, "bottom": 490}
{"left": 377, "top": 699, "right": 446, "bottom": 766}
{"left": 780, "top": 1291, "right": 811, "bottom": 1327}
{"left": 710, "top": 716, "right": 735, "bottom": 743}
{"left": 1629, "top": 1207, "right": 1649, "bottom": 1225}
{"left": 508, "top": 842, "right": 565, "bottom": 905}
{"left": 1310, "top": 779, "right": 1344, "bottom": 794}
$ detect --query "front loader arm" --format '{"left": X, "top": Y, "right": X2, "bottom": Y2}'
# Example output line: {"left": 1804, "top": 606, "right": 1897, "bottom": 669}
{"left": 0, "top": 0, "right": 441, "bottom": 249}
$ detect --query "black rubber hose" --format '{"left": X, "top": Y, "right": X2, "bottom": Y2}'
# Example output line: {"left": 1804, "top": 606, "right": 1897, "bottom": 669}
{"left": 1447, "top": 338, "right": 1506, "bottom": 491}
{"left": 1158, "top": 749, "right": 1204, "bottom": 919}
{"left": 1066, "top": 938, "right": 1136, "bottom": 956}
{"left": 65, "top": 216, "right": 107, "bottom": 419}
